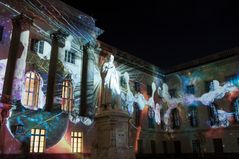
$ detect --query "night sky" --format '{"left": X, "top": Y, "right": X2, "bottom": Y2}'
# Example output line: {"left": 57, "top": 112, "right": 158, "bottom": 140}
{"left": 61, "top": 0, "right": 239, "bottom": 69}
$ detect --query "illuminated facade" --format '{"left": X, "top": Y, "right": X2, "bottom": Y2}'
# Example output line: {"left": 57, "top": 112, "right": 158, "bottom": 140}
{"left": 0, "top": 0, "right": 239, "bottom": 159}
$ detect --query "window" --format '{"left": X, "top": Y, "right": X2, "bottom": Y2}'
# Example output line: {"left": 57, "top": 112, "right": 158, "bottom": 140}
{"left": 150, "top": 140, "right": 156, "bottom": 154}
{"left": 188, "top": 106, "right": 198, "bottom": 127}
{"left": 147, "top": 84, "right": 152, "bottom": 96}
{"left": 169, "top": 89, "right": 177, "bottom": 98}
{"left": 62, "top": 80, "right": 73, "bottom": 112}
{"left": 148, "top": 107, "right": 155, "bottom": 128}
{"left": 233, "top": 98, "right": 239, "bottom": 122}
{"left": 213, "top": 138, "right": 223, "bottom": 153}
{"left": 226, "top": 74, "right": 239, "bottom": 87}
{"left": 0, "top": 25, "right": 3, "bottom": 41}
{"left": 134, "top": 103, "right": 141, "bottom": 127}
{"left": 192, "top": 139, "right": 201, "bottom": 153}
{"left": 186, "top": 85, "right": 195, "bottom": 94}
{"left": 134, "top": 81, "right": 141, "bottom": 92}
{"left": 174, "top": 140, "right": 181, "bottom": 154}
{"left": 162, "top": 141, "right": 168, "bottom": 154}
{"left": 31, "top": 39, "right": 44, "bottom": 54}
{"left": 137, "top": 139, "right": 143, "bottom": 153}
{"left": 205, "top": 81, "right": 212, "bottom": 92}
{"left": 71, "top": 131, "right": 83, "bottom": 153}
{"left": 23, "top": 71, "right": 40, "bottom": 109}
{"left": 208, "top": 103, "right": 219, "bottom": 126}
{"left": 171, "top": 108, "right": 180, "bottom": 129}
{"left": 237, "top": 138, "right": 239, "bottom": 146}
{"left": 30, "top": 128, "right": 46, "bottom": 153}
{"left": 65, "top": 50, "right": 76, "bottom": 64}
{"left": 160, "top": 109, "right": 165, "bottom": 130}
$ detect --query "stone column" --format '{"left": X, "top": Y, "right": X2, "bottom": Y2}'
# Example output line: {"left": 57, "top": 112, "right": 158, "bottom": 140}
{"left": 1, "top": 14, "right": 32, "bottom": 101}
{"left": 92, "top": 110, "right": 135, "bottom": 159}
{"left": 80, "top": 43, "right": 95, "bottom": 117}
{"left": 0, "top": 14, "right": 32, "bottom": 154}
{"left": 45, "top": 30, "right": 66, "bottom": 112}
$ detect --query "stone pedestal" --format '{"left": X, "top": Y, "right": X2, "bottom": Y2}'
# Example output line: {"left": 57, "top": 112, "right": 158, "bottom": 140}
{"left": 92, "top": 110, "right": 135, "bottom": 159}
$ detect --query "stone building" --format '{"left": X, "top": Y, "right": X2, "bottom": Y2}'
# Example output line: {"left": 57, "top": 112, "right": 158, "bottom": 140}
{"left": 0, "top": 0, "right": 238, "bottom": 159}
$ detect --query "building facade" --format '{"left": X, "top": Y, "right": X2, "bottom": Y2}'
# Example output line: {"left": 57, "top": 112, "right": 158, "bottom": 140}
{"left": 0, "top": 0, "right": 239, "bottom": 159}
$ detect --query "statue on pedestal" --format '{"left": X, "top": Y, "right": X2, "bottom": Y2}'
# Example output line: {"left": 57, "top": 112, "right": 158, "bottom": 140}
{"left": 101, "top": 54, "right": 121, "bottom": 110}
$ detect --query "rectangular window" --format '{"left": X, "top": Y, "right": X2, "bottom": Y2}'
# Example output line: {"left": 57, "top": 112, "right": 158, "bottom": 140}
{"left": 0, "top": 25, "right": 3, "bottom": 41}
{"left": 137, "top": 139, "right": 143, "bottom": 153}
{"left": 150, "top": 140, "right": 156, "bottom": 154}
{"left": 169, "top": 89, "right": 176, "bottom": 98}
{"left": 192, "top": 139, "right": 201, "bottom": 153}
{"left": 237, "top": 138, "right": 239, "bottom": 146}
{"left": 186, "top": 85, "right": 195, "bottom": 94}
{"left": 213, "top": 138, "right": 223, "bottom": 153}
{"left": 65, "top": 50, "right": 76, "bottom": 64}
{"left": 30, "top": 128, "right": 46, "bottom": 153}
{"left": 162, "top": 141, "right": 168, "bottom": 154}
{"left": 205, "top": 81, "right": 212, "bottom": 92}
{"left": 38, "top": 41, "right": 44, "bottom": 54}
{"left": 134, "top": 81, "right": 141, "bottom": 92}
{"left": 188, "top": 106, "right": 198, "bottom": 127}
{"left": 174, "top": 140, "right": 181, "bottom": 154}
{"left": 226, "top": 74, "right": 239, "bottom": 87}
{"left": 147, "top": 84, "right": 152, "bottom": 96}
{"left": 71, "top": 131, "right": 83, "bottom": 153}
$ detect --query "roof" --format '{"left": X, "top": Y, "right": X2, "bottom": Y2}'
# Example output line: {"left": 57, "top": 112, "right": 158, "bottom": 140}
{"left": 0, "top": 0, "right": 103, "bottom": 44}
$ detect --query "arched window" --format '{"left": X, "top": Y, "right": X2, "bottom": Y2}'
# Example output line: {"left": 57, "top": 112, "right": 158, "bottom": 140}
{"left": 188, "top": 106, "right": 198, "bottom": 127}
{"left": 23, "top": 71, "right": 40, "bottom": 109}
{"left": 171, "top": 108, "right": 180, "bottom": 129}
{"left": 148, "top": 107, "right": 155, "bottom": 128}
{"left": 233, "top": 98, "right": 239, "bottom": 122}
{"left": 208, "top": 103, "right": 219, "bottom": 126}
{"left": 61, "top": 80, "right": 73, "bottom": 112}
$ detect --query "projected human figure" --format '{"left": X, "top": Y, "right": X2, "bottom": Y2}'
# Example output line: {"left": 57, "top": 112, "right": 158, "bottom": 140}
{"left": 122, "top": 72, "right": 135, "bottom": 114}
{"left": 101, "top": 54, "right": 121, "bottom": 109}
{"left": 159, "top": 83, "right": 182, "bottom": 130}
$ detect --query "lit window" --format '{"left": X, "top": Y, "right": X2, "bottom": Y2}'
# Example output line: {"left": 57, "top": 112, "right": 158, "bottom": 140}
{"left": 71, "top": 131, "right": 83, "bottom": 153}
{"left": 171, "top": 108, "right": 180, "bottom": 129}
{"left": 186, "top": 85, "right": 195, "bottom": 94}
{"left": 148, "top": 107, "right": 155, "bottom": 128}
{"left": 61, "top": 80, "right": 73, "bottom": 112}
{"left": 65, "top": 50, "right": 76, "bottom": 64}
{"left": 188, "top": 106, "right": 198, "bottom": 127}
{"left": 30, "top": 128, "right": 46, "bottom": 153}
{"left": 208, "top": 103, "right": 219, "bottom": 126}
{"left": 0, "top": 25, "right": 3, "bottom": 41}
{"left": 23, "top": 71, "right": 40, "bottom": 109}
{"left": 233, "top": 98, "right": 239, "bottom": 122}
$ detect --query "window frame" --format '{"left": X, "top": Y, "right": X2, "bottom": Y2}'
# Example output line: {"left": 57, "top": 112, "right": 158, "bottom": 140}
{"left": 61, "top": 80, "right": 74, "bottom": 113}
{"left": 23, "top": 71, "right": 40, "bottom": 109}
{"left": 65, "top": 50, "right": 76, "bottom": 64}
{"left": 71, "top": 131, "right": 83, "bottom": 153}
{"left": 30, "top": 128, "right": 46, "bottom": 153}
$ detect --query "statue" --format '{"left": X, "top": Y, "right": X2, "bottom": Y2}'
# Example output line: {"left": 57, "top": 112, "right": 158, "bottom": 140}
{"left": 101, "top": 54, "right": 121, "bottom": 109}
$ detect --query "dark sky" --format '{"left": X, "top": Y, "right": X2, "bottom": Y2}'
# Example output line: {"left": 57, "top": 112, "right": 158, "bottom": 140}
{"left": 61, "top": 0, "right": 239, "bottom": 69}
